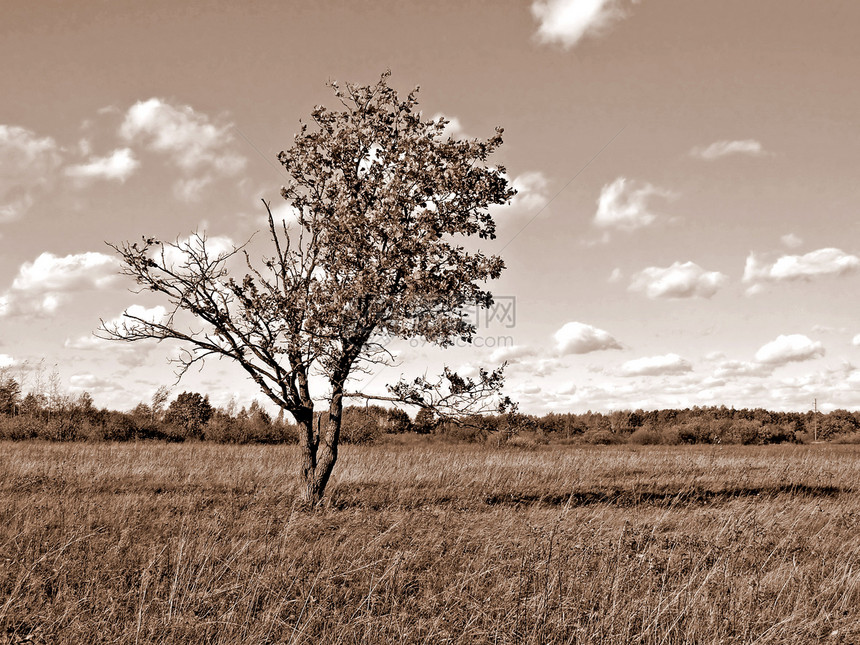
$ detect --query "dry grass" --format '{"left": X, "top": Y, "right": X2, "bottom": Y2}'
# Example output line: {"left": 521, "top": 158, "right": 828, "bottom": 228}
{"left": 2, "top": 440, "right": 860, "bottom": 643}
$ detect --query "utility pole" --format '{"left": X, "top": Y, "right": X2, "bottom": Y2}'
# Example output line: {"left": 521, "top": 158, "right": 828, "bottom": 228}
{"left": 813, "top": 398, "right": 818, "bottom": 442}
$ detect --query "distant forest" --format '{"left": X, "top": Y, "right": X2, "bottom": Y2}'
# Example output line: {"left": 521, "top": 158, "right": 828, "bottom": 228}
{"left": 0, "top": 372, "right": 855, "bottom": 446}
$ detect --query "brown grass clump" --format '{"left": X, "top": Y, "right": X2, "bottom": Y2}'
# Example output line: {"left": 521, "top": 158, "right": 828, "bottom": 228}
{"left": 2, "top": 441, "right": 860, "bottom": 643}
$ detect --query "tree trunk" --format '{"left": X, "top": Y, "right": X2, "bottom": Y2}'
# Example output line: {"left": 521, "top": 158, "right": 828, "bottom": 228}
{"left": 312, "top": 386, "right": 344, "bottom": 504}
{"left": 293, "top": 407, "right": 318, "bottom": 505}
{"left": 306, "top": 389, "right": 344, "bottom": 505}
{"left": 292, "top": 389, "right": 343, "bottom": 506}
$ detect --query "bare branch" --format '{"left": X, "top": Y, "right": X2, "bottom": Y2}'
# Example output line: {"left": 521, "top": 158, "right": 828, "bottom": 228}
{"left": 345, "top": 363, "right": 515, "bottom": 425}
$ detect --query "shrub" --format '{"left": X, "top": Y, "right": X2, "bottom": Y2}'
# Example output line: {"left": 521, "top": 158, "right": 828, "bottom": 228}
{"left": 0, "top": 415, "right": 40, "bottom": 440}
{"left": 581, "top": 429, "right": 622, "bottom": 445}
{"left": 721, "top": 419, "right": 761, "bottom": 445}
{"left": 43, "top": 416, "right": 78, "bottom": 442}
{"left": 384, "top": 408, "right": 412, "bottom": 434}
{"left": 203, "top": 412, "right": 236, "bottom": 443}
{"left": 830, "top": 432, "right": 860, "bottom": 445}
{"left": 758, "top": 423, "right": 796, "bottom": 444}
{"left": 676, "top": 421, "right": 712, "bottom": 444}
{"left": 413, "top": 408, "right": 436, "bottom": 435}
{"left": 436, "top": 420, "right": 487, "bottom": 443}
{"left": 204, "top": 408, "right": 299, "bottom": 444}
{"left": 628, "top": 427, "right": 662, "bottom": 445}
{"left": 340, "top": 408, "right": 382, "bottom": 445}
{"left": 98, "top": 412, "right": 140, "bottom": 441}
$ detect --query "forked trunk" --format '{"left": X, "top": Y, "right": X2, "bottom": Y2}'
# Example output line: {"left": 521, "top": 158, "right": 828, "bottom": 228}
{"left": 293, "top": 388, "right": 344, "bottom": 506}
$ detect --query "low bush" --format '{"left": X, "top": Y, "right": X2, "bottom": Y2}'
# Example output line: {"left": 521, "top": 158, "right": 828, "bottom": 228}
{"left": 580, "top": 429, "right": 623, "bottom": 445}
{"left": 0, "top": 415, "right": 40, "bottom": 440}
{"left": 627, "top": 427, "right": 662, "bottom": 445}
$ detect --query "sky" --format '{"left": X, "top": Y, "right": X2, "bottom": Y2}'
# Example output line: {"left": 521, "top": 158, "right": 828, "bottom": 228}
{"left": 2, "top": 0, "right": 860, "bottom": 414}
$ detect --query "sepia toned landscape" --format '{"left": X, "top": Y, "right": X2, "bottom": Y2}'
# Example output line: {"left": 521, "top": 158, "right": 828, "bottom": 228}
{"left": 3, "top": 1, "right": 860, "bottom": 643}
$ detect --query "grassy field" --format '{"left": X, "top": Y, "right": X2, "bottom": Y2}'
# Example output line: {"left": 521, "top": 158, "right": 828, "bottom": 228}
{"left": 2, "top": 439, "right": 860, "bottom": 644}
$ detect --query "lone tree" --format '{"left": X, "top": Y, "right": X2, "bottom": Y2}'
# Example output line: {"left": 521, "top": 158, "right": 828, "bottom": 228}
{"left": 0, "top": 375, "right": 21, "bottom": 416}
{"left": 165, "top": 391, "right": 213, "bottom": 438}
{"left": 101, "top": 72, "right": 516, "bottom": 504}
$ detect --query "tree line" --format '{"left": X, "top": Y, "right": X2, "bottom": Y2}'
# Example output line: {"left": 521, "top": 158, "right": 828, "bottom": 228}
{"left": 0, "top": 374, "right": 411, "bottom": 444}
{"left": 1, "top": 373, "right": 857, "bottom": 445}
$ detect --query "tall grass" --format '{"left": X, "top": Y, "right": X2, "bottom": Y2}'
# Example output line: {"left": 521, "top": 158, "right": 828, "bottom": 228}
{"left": 2, "top": 440, "right": 859, "bottom": 643}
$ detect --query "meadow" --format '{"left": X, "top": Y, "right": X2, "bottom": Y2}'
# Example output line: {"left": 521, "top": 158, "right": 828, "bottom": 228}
{"left": 2, "top": 439, "right": 860, "bottom": 644}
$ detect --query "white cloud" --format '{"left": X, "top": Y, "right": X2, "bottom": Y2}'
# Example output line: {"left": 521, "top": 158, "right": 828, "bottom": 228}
{"left": 754, "top": 334, "right": 824, "bottom": 366}
{"left": 594, "top": 177, "right": 675, "bottom": 231}
{"left": 628, "top": 261, "right": 727, "bottom": 299}
{"left": 531, "top": 0, "right": 634, "bottom": 49}
{"left": 489, "top": 344, "right": 537, "bottom": 364}
{"left": 73, "top": 304, "right": 167, "bottom": 338}
{"left": 65, "top": 147, "right": 139, "bottom": 183}
{"left": 690, "top": 139, "right": 767, "bottom": 160}
{"left": 0, "top": 251, "right": 118, "bottom": 317}
{"left": 115, "top": 304, "right": 168, "bottom": 327}
{"left": 712, "top": 359, "right": 771, "bottom": 379}
{"left": 12, "top": 252, "right": 117, "bottom": 292}
{"left": 491, "top": 170, "right": 550, "bottom": 218}
{"left": 556, "top": 382, "right": 577, "bottom": 396}
{"left": 64, "top": 335, "right": 104, "bottom": 350}
{"left": 160, "top": 234, "right": 236, "bottom": 269}
{"left": 743, "top": 248, "right": 860, "bottom": 292}
{"left": 768, "top": 248, "right": 859, "bottom": 280}
{"left": 432, "top": 113, "right": 467, "bottom": 140}
{"left": 514, "top": 357, "right": 563, "bottom": 377}
{"left": 120, "top": 98, "right": 245, "bottom": 172}
{"left": 0, "top": 354, "right": 15, "bottom": 369}
{"left": 554, "top": 321, "right": 622, "bottom": 355}
{"left": 518, "top": 383, "right": 543, "bottom": 396}
{"left": 455, "top": 363, "right": 480, "bottom": 380}
{"left": 709, "top": 335, "right": 826, "bottom": 382}
{"left": 0, "top": 125, "right": 62, "bottom": 222}
{"left": 66, "top": 305, "right": 169, "bottom": 367}
{"left": 781, "top": 233, "right": 803, "bottom": 249}
{"left": 120, "top": 98, "right": 246, "bottom": 200}
{"left": 270, "top": 202, "right": 302, "bottom": 228}
{"left": 619, "top": 353, "right": 692, "bottom": 377}
{"left": 608, "top": 268, "right": 623, "bottom": 283}
{"left": 509, "top": 171, "right": 550, "bottom": 213}
{"left": 853, "top": 335, "right": 860, "bottom": 347}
